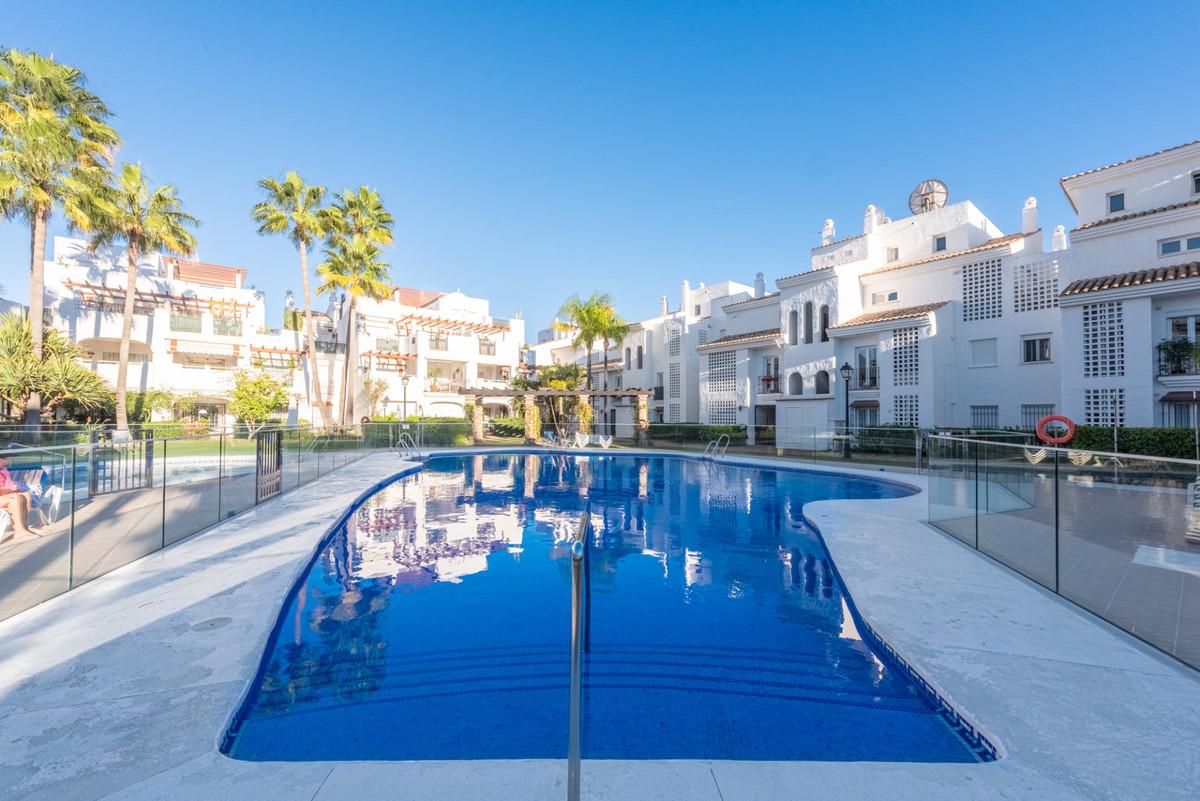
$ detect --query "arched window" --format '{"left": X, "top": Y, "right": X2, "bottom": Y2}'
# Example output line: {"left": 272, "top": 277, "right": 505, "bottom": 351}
{"left": 815, "top": 370, "right": 830, "bottom": 394}
{"left": 804, "top": 302, "right": 814, "bottom": 344}
{"left": 788, "top": 309, "right": 799, "bottom": 346}
{"left": 636, "top": 345, "right": 644, "bottom": 369}
{"left": 624, "top": 347, "right": 632, "bottom": 370}
{"left": 819, "top": 305, "right": 830, "bottom": 342}
{"left": 788, "top": 372, "right": 803, "bottom": 395}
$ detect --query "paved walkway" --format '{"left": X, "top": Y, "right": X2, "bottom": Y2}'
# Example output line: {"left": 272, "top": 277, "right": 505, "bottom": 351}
{"left": 0, "top": 450, "right": 1197, "bottom": 800}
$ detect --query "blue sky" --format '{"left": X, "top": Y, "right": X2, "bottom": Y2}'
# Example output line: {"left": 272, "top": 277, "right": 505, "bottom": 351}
{"left": 3, "top": 1, "right": 1198, "bottom": 340}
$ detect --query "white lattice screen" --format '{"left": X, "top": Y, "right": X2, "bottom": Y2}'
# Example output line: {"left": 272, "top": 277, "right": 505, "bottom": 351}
{"left": 1082, "top": 302, "right": 1125, "bottom": 377}
{"left": 668, "top": 403, "right": 681, "bottom": 422}
{"left": 962, "top": 258, "right": 1003, "bottom": 321}
{"left": 709, "top": 400, "right": 736, "bottom": 425}
{"left": 706, "top": 351, "right": 736, "bottom": 393}
{"left": 1014, "top": 259, "right": 1059, "bottom": 313}
{"left": 667, "top": 327, "right": 681, "bottom": 356}
{"left": 668, "top": 363, "right": 681, "bottom": 398}
{"left": 894, "top": 394, "right": 919, "bottom": 426}
{"left": 1084, "top": 388, "right": 1125, "bottom": 426}
{"left": 892, "top": 327, "right": 919, "bottom": 386}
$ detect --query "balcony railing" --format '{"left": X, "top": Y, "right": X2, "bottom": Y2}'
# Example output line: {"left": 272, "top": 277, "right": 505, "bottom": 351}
{"left": 853, "top": 368, "right": 879, "bottom": 390}
{"left": 1158, "top": 354, "right": 1200, "bottom": 377}
{"left": 314, "top": 340, "right": 346, "bottom": 354}
{"left": 653, "top": 386, "right": 664, "bottom": 401}
{"left": 758, "top": 374, "right": 780, "bottom": 394}
{"left": 213, "top": 318, "right": 243, "bottom": 337}
{"left": 170, "top": 314, "right": 202, "bottom": 333}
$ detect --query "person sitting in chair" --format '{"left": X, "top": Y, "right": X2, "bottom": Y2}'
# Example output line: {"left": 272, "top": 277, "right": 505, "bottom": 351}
{"left": 0, "top": 456, "right": 37, "bottom": 542}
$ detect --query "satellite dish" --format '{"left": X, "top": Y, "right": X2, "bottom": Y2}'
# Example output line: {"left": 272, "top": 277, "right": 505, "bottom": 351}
{"left": 908, "top": 179, "right": 949, "bottom": 215}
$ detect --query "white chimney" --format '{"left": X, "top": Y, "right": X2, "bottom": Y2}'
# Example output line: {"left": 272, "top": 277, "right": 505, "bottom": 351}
{"left": 821, "top": 219, "right": 836, "bottom": 245}
{"left": 680, "top": 280, "right": 690, "bottom": 314}
{"left": 863, "top": 205, "right": 884, "bottom": 234}
{"left": 1022, "top": 197, "right": 1039, "bottom": 234}
{"left": 659, "top": 295, "right": 669, "bottom": 316}
{"left": 753, "top": 272, "right": 766, "bottom": 298}
{"left": 1052, "top": 225, "right": 1069, "bottom": 251}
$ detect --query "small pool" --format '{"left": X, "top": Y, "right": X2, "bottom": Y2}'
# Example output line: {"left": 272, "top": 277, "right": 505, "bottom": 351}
{"left": 223, "top": 452, "right": 991, "bottom": 762}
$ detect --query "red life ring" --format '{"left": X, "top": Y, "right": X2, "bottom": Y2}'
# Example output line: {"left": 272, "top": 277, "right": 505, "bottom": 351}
{"left": 1036, "top": 414, "right": 1076, "bottom": 445}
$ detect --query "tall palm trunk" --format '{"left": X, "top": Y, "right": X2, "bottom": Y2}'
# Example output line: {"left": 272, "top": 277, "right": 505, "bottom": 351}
{"left": 300, "top": 240, "right": 331, "bottom": 429}
{"left": 602, "top": 337, "right": 610, "bottom": 436}
{"left": 337, "top": 294, "right": 357, "bottom": 426}
{"left": 584, "top": 345, "right": 593, "bottom": 429}
{"left": 115, "top": 241, "right": 140, "bottom": 433}
{"left": 23, "top": 208, "right": 49, "bottom": 427}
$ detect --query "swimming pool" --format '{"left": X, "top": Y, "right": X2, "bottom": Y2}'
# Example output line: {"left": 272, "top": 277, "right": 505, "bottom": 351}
{"left": 223, "top": 452, "right": 991, "bottom": 762}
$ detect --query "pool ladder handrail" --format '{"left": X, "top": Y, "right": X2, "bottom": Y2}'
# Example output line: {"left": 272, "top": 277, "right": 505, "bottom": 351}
{"left": 566, "top": 510, "right": 588, "bottom": 801}
{"left": 395, "top": 431, "right": 423, "bottom": 460}
{"left": 703, "top": 433, "right": 730, "bottom": 458}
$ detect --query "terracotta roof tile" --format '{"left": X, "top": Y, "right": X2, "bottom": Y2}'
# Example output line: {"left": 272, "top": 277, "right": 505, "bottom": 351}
{"left": 829, "top": 301, "right": 948, "bottom": 330}
{"left": 1060, "top": 139, "right": 1200, "bottom": 183}
{"left": 861, "top": 232, "right": 1029, "bottom": 276}
{"left": 1072, "top": 197, "right": 1200, "bottom": 232}
{"left": 1060, "top": 262, "right": 1200, "bottom": 297}
{"left": 696, "top": 327, "right": 780, "bottom": 351}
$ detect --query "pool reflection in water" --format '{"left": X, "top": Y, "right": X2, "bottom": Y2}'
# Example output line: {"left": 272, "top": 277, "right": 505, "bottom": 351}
{"left": 224, "top": 453, "right": 982, "bottom": 763}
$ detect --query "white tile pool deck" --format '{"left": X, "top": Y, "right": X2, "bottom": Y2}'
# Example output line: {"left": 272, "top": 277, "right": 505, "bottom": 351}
{"left": 1, "top": 449, "right": 1198, "bottom": 801}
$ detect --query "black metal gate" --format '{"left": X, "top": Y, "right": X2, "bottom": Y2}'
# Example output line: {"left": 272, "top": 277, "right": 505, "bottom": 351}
{"left": 255, "top": 429, "right": 283, "bottom": 503}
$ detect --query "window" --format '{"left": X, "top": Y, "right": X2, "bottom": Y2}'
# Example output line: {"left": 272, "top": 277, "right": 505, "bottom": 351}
{"left": 1167, "top": 403, "right": 1194, "bottom": 428}
{"left": 97, "top": 351, "right": 148, "bottom": 363}
{"left": 894, "top": 395, "right": 919, "bottom": 426}
{"left": 962, "top": 258, "right": 1003, "bottom": 321}
{"left": 1082, "top": 302, "right": 1125, "bottom": 377}
{"left": 479, "top": 339, "right": 496, "bottom": 356}
{"left": 1194, "top": 171, "right": 1200, "bottom": 195}
{"left": 854, "top": 405, "right": 879, "bottom": 429}
{"left": 1107, "top": 192, "right": 1125, "bottom": 214}
{"left": 667, "top": 327, "right": 681, "bottom": 356}
{"left": 1021, "top": 404, "right": 1055, "bottom": 430}
{"left": 854, "top": 345, "right": 878, "bottom": 389}
{"left": 693, "top": 304, "right": 701, "bottom": 316}
{"left": 787, "top": 372, "right": 803, "bottom": 395}
{"left": 668, "top": 363, "right": 680, "bottom": 398}
{"left": 709, "top": 400, "right": 736, "bottom": 425}
{"left": 803, "top": 301, "right": 814, "bottom": 344}
{"left": 893, "top": 327, "right": 919, "bottom": 386}
{"left": 706, "top": 352, "right": 736, "bottom": 393}
{"left": 1157, "top": 234, "right": 1200, "bottom": 257}
{"left": 970, "top": 405, "right": 999, "bottom": 428}
{"left": 814, "top": 370, "right": 830, "bottom": 394}
{"left": 429, "top": 335, "right": 449, "bottom": 351}
{"left": 1022, "top": 335, "right": 1052, "bottom": 363}
{"left": 871, "top": 290, "right": 899, "bottom": 305}
{"left": 1014, "top": 258, "right": 1060, "bottom": 312}
{"left": 377, "top": 336, "right": 402, "bottom": 352}
{"left": 933, "top": 234, "right": 947, "bottom": 252}
{"left": 624, "top": 347, "right": 631, "bottom": 369}
{"left": 969, "top": 338, "right": 998, "bottom": 367}
{"left": 1084, "top": 388, "right": 1125, "bottom": 426}
{"left": 636, "top": 345, "right": 644, "bottom": 369}
{"left": 787, "top": 309, "right": 799, "bottom": 346}
{"left": 886, "top": 246, "right": 899, "bottom": 263}
{"left": 697, "top": 330, "right": 709, "bottom": 345}
{"left": 819, "top": 305, "right": 830, "bottom": 341}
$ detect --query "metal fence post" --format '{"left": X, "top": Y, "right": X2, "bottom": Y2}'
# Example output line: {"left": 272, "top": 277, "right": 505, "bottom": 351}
{"left": 161, "top": 440, "right": 167, "bottom": 549}
{"left": 68, "top": 447, "right": 77, "bottom": 590}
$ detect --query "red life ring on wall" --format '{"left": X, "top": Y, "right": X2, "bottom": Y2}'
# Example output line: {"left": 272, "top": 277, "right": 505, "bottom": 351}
{"left": 1036, "top": 414, "right": 1076, "bottom": 445}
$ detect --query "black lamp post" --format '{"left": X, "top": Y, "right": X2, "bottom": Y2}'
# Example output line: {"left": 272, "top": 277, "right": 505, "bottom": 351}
{"left": 838, "top": 361, "right": 853, "bottom": 459}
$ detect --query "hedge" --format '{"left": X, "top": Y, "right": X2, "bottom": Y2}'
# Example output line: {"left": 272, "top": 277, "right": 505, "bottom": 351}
{"left": 646, "top": 423, "right": 747, "bottom": 445}
{"left": 1068, "top": 426, "right": 1198, "bottom": 460}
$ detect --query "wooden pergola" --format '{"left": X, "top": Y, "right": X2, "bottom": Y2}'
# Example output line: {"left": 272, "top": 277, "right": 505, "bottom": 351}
{"left": 458, "top": 388, "right": 654, "bottom": 445}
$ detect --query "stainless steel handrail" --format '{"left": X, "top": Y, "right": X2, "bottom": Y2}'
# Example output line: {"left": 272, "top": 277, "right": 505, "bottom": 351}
{"left": 567, "top": 510, "right": 588, "bottom": 801}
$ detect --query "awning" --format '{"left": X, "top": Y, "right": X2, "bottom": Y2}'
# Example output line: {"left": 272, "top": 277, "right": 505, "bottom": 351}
{"left": 849, "top": 399, "right": 880, "bottom": 409}
{"left": 169, "top": 339, "right": 240, "bottom": 358}
{"left": 1160, "top": 391, "right": 1200, "bottom": 403}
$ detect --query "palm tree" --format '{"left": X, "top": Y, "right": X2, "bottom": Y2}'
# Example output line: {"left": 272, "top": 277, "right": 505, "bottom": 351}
{"left": 596, "top": 307, "right": 630, "bottom": 436}
{"left": 317, "top": 235, "right": 392, "bottom": 425}
{"left": 559, "top": 292, "right": 610, "bottom": 424}
{"left": 252, "top": 171, "right": 334, "bottom": 429}
{"left": 0, "top": 48, "right": 119, "bottom": 425}
{"left": 321, "top": 187, "right": 394, "bottom": 426}
{"left": 80, "top": 163, "right": 198, "bottom": 433}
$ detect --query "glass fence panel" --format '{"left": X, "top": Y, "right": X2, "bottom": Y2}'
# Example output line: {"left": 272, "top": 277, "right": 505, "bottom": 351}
{"left": 976, "top": 441, "right": 1057, "bottom": 590}
{"left": 71, "top": 438, "right": 165, "bottom": 586}
{"left": 0, "top": 445, "right": 73, "bottom": 620}
{"left": 164, "top": 434, "right": 223, "bottom": 546}
{"left": 1057, "top": 451, "right": 1200, "bottom": 667}
{"left": 281, "top": 430, "right": 301, "bottom": 494}
{"left": 220, "top": 434, "right": 257, "bottom": 520}
{"left": 927, "top": 436, "right": 977, "bottom": 546}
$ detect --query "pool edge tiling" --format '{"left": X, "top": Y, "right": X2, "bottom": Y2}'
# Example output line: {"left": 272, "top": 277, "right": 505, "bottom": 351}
{"left": 220, "top": 451, "right": 996, "bottom": 764}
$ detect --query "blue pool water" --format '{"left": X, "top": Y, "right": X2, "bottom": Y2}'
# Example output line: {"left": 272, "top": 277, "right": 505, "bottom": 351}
{"left": 224, "top": 453, "right": 986, "bottom": 762}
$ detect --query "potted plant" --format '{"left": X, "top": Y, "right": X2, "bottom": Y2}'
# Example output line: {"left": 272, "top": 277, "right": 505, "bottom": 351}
{"left": 428, "top": 367, "right": 443, "bottom": 392}
{"left": 1157, "top": 338, "right": 1196, "bottom": 375}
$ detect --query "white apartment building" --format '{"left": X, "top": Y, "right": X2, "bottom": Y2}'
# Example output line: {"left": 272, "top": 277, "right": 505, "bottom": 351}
{"left": 42, "top": 236, "right": 526, "bottom": 428}
{"left": 1057, "top": 139, "right": 1200, "bottom": 429}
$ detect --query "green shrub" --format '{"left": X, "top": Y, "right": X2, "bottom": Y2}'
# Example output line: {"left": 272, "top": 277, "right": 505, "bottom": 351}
{"left": 646, "top": 423, "right": 747, "bottom": 445}
{"left": 1069, "top": 426, "right": 1197, "bottom": 460}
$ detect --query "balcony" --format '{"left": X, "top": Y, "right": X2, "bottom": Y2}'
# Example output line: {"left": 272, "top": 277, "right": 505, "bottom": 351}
{"left": 1158, "top": 341, "right": 1200, "bottom": 377}
{"left": 653, "top": 386, "right": 664, "bottom": 401}
{"left": 213, "top": 317, "right": 243, "bottom": 337}
{"left": 758, "top": 374, "right": 781, "bottom": 394}
{"left": 852, "top": 368, "right": 879, "bottom": 390}
{"left": 314, "top": 340, "right": 346, "bottom": 354}
{"left": 170, "top": 314, "right": 202, "bottom": 334}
